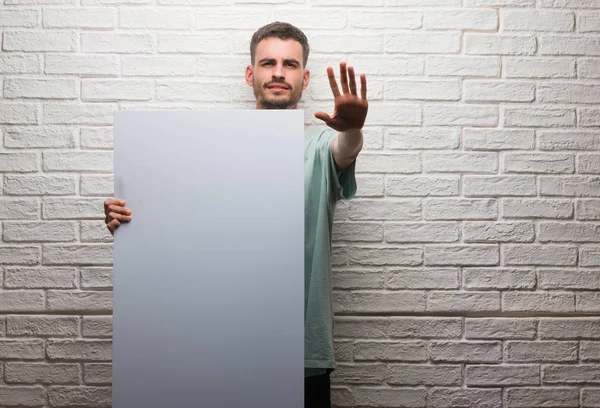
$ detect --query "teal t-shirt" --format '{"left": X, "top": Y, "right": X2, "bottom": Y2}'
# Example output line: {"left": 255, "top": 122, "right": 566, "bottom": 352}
{"left": 304, "top": 125, "right": 357, "bottom": 377}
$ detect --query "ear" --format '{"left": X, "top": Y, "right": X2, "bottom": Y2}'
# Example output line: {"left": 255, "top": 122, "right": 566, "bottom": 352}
{"left": 245, "top": 64, "right": 253, "bottom": 86}
{"left": 302, "top": 68, "right": 310, "bottom": 90}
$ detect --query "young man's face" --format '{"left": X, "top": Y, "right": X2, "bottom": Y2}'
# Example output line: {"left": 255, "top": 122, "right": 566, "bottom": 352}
{"left": 245, "top": 37, "right": 310, "bottom": 110}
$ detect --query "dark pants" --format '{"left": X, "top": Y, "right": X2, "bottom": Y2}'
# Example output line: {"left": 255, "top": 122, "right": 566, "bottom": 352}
{"left": 304, "top": 372, "right": 331, "bottom": 408}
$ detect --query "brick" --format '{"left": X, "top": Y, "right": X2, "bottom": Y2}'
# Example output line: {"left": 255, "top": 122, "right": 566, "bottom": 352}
{"left": 5, "top": 266, "right": 76, "bottom": 289}
{"left": 504, "top": 244, "right": 577, "bottom": 266}
{"left": 539, "top": 318, "right": 600, "bottom": 339}
{"left": 426, "top": 56, "right": 500, "bottom": 77}
{"left": 464, "top": 222, "right": 534, "bottom": 243}
{"left": 539, "top": 82, "right": 600, "bottom": 103}
{"left": 425, "top": 199, "right": 497, "bottom": 220}
{"left": 331, "top": 363, "right": 386, "bottom": 384}
{"left": 334, "top": 317, "right": 388, "bottom": 339}
{"left": 0, "top": 339, "right": 44, "bottom": 360}
{"left": 503, "top": 199, "right": 573, "bottom": 219}
{"left": 386, "top": 127, "right": 459, "bottom": 150}
{"left": 82, "top": 316, "right": 112, "bottom": 338}
{"left": 581, "top": 247, "right": 600, "bottom": 266}
{"left": 505, "top": 108, "right": 576, "bottom": 127}
{"left": 0, "top": 103, "right": 39, "bottom": 124}
{"left": 386, "top": 268, "right": 459, "bottom": 289}
{"left": 0, "top": 386, "right": 46, "bottom": 406}
{"left": 121, "top": 7, "right": 192, "bottom": 29}
{"left": 349, "top": 199, "right": 421, "bottom": 221}
{"left": 47, "top": 340, "right": 112, "bottom": 361}
{"left": 467, "top": 365, "right": 539, "bottom": 386}
{"left": 505, "top": 388, "right": 579, "bottom": 408}
{"left": 44, "top": 7, "right": 116, "bottom": 28}
{"left": 7, "top": 315, "right": 78, "bottom": 337}
{"left": 387, "top": 0, "right": 459, "bottom": 4}
{"left": 463, "top": 129, "right": 534, "bottom": 150}
{"left": 4, "top": 126, "right": 75, "bottom": 148}
{"left": 463, "top": 176, "right": 536, "bottom": 197}
{"left": 540, "top": 35, "right": 600, "bottom": 55}
{"left": 48, "top": 386, "right": 111, "bottom": 407}
{"left": 386, "top": 79, "right": 460, "bottom": 101}
{"left": 428, "top": 291, "right": 500, "bottom": 312}
{"left": 386, "top": 176, "right": 459, "bottom": 197}
{"left": 388, "top": 364, "right": 461, "bottom": 386}
{"left": 583, "top": 389, "right": 600, "bottom": 407}
{"left": 0, "top": 198, "right": 39, "bottom": 220}
{"left": 424, "top": 105, "right": 498, "bottom": 126}
{"left": 42, "top": 244, "right": 112, "bottom": 265}
{"left": 424, "top": 153, "right": 497, "bottom": 173}
{"left": 465, "top": 34, "right": 536, "bottom": 55}
{"left": 82, "top": 79, "right": 152, "bottom": 101}
{"left": 81, "top": 175, "right": 113, "bottom": 197}
{"left": 0, "top": 54, "right": 40, "bottom": 74}
{"left": 466, "top": 318, "right": 537, "bottom": 339}
{"left": 311, "top": 34, "right": 383, "bottom": 53}
{"left": 464, "top": 268, "right": 535, "bottom": 289}
{"left": 80, "top": 127, "right": 112, "bottom": 149}
{"left": 122, "top": 55, "right": 196, "bottom": 76}
{"left": 464, "top": 80, "right": 534, "bottom": 102}
{"left": 156, "top": 81, "right": 231, "bottom": 102}
{"left": 580, "top": 108, "right": 600, "bottom": 126}
{"left": 333, "top": 267, "right": 383, "bottom": 290}
{"left": 0, "top": 9, "right": 38, "bottom": 27}
{"left": 363, "top": 104, "right": 421, "bottom": 126}
{"left": 504, "top": 57, "right": 575, "bottom": 78}
{"left": 340, "top": 291, "right": 426, "bottom": 313}
{"left": 0, "top": 152, "right": 39, "bottom": 172}
{"left": 503, "top": 291, "right": 575, "bottom": 312}
{"left": 43, "top": 151, "right": 112, "bottom": 172}
{"left": 3, "top": 30, "right": 76, "bottom": 51}
{"left": 351, "top": 388, "right": 426, "bottom": 407}
{"left": 42, "top": 198, "right": 104, "bottom": 220}
{"left": 353, "top": 341, "right": 426, "bottom": 361}
{"left": 577, "top": 292, "right": 600, "bottom": 312}
{"left": 581, "top": 342, "right": 600, "bottom": 361}
{"left": 540, "top": 0, "right": 598, "bottom": 7}
{"left": 45, "top": 54, "right": 119, "bottom": 75}
{"left": 347, "top": 55, "right": 424, "bottom": 76}
{"left": 8, "top": 0, "right": 77, "bottom": 3}
{"left": 0, "top": 290, "right": 44, "bottom": 311}
{"left": 3, "top": 222, "right": 76, "bottom": 243}
{"left": 81, "top": 33, "right": 154, "bottom": 53}
{"left": 465, "top": 0, "right": 535, "bottom": 6}
{"left": 81, "top": 267, "right": 112, "bottom": 289}
{"left": 333, "top": 222, "right": 383, "bottom": 242}
{"left": 0, "top": 247, "right": 39, "bottom": 265}
{"left": 502, "top": 10, "right": 574, "bottom": 32}
{"left": 579, "top": 12, "right": 600, "bottom": 33}
{"left": 540, "top": 222, "right": 600, "bottom": 242}
{"left": 84, "top": 363, "right": 111, "bottom": 385}
{"left": 428, "top": 245, "right": 499, "bottom": 267}
{"left": 44, "top": 103, "right": 116, "bottom": 125}
{"left": 5, "top": 363, "right": 80, "bottom": 384}
{"left": 385, "top": 33, "right": 460, "bottom": 54}
{"left": 429, "top": 341, "right": 502, "bottom": 363}
{"left": 578, "top": 200, "right": 600, "bottom": 220}
{"left": 350, "top": 10, "right": 420, "bottom": 29}
{"left": 158, "top": 33, "right": 230, "bottom": 53}
{"left": 579, "top": 154, "right": 600, "bottom": 173}
{"left": 505, "top": 153, "right": 575, "bottom": 174}
{"left": 539, "top": 130, "right": 600, "bottom": 150}
{"left": 506, "top": 341, "right": 578, "bottom": 362}
{"left": 349, "top": 247, "right": 422, "bottom": 266}
{"left": 272, "top": 9, "right": 347, "bottom": 29}
{"left": 540, "top": 176, "right": 600, "bottom": 197}
{"left": 429, "top": 388, "right": 502, "bottom": 408}
{"left": 424, "top": 9, "right": 497, "bottom": 30}
{"left": 385, "top": 223, "right": 458, "bottom": 243}
{"left": 578, "top": 58, "right": 600, "bottom": 78}
{"left": 356, "top": 153, "right": 421, "bottom": 173}
{"left": 388, "top": 317, "right": 462, "bottom": 339}
{"left": 4, "top": 175, "right": 76, "bottom": 195}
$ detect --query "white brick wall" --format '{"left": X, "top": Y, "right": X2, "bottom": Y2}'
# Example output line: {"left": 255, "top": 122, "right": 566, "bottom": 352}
{"left": 1, "top": 1, "right": 600, "bottom": 407}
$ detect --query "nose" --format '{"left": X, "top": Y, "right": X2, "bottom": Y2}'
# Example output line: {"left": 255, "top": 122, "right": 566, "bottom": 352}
{"left": 272, "top": 62, "right": 284, "bottom": 78}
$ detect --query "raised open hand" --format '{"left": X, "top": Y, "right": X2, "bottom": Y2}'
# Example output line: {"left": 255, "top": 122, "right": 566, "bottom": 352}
{"left": 314, "top": 62, "right": 368, "bottom": 132}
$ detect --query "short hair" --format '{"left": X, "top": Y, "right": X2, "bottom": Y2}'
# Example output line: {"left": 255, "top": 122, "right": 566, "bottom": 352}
{"left": 250, "top": 21, "right": 310, "bottom": 67}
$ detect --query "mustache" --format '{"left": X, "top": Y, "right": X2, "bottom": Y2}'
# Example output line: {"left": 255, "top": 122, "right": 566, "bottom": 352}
{"left": 264, "top": 79, "right": 292, "bottom": 89}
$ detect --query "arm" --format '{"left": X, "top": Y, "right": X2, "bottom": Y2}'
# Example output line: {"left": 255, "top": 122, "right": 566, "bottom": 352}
{"left": 332, "top": 128, "right": 363, "bottom": 170}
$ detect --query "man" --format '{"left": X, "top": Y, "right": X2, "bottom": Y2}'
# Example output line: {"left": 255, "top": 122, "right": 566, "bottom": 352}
{"left": 104, "top": 21, "right": 368, "bottom": 408}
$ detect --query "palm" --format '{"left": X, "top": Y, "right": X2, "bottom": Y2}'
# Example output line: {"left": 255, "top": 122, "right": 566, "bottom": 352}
{"left": 315, "top": 62, "right": 368, "bottom": 132}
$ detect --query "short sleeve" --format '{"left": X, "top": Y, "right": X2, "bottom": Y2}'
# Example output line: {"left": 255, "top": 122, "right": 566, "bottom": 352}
{"left": 324, "top": 130, "right": 357, "bottom": 201}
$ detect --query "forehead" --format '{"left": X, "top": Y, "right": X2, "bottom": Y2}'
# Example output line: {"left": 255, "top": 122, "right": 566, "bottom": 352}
{"left": 255, "top": 37, "right": 303, "bottom": 61}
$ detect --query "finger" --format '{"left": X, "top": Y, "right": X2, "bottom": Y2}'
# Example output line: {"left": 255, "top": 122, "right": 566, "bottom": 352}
{"left": 108, "top": 212, "right": 132, "bottom": 223}
{"left": 340, "top": 62, "right": 349, "bottom": 94}
{"left": 348, "top": 66, "right": 357, "bottom": 96}
{"left": 107, "top": 219, "right": 120, "bottom": 235}
{"left": 326, "top": 67, "right": 341, "bottom": 98}
{"left": 107, "top": 205, "right": 131, "bottom": 217}
{"left": 314, "top": 111, "right": 333, "bottom": 122}
{"left": 104, "top": 199, "right": 125, "bottom": 215}
{"left": 360, "top": 73, "right": 367, "bottom": 99}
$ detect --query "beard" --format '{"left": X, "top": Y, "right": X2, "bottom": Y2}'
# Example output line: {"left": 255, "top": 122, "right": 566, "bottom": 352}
{"left": 253, "top": 79, "right": 303, "bottom": 109}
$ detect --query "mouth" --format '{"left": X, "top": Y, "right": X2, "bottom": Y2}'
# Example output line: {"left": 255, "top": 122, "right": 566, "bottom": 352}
{"left": 266, "top": 84, "right": 290, "bottom": 91}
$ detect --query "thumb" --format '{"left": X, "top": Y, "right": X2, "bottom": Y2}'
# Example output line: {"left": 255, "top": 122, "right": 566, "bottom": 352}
{"left": 314, "top": 111, "right": 332, "bottom": 122}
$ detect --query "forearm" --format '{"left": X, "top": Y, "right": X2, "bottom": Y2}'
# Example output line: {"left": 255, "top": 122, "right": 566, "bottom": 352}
{"left": 337, "top": 129, "right": 363, "bottom": 159}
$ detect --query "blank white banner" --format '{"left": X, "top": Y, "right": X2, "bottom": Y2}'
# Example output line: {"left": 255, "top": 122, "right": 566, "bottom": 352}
{"left": 112, "top": 110, "right": 305, "bottom": 408}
